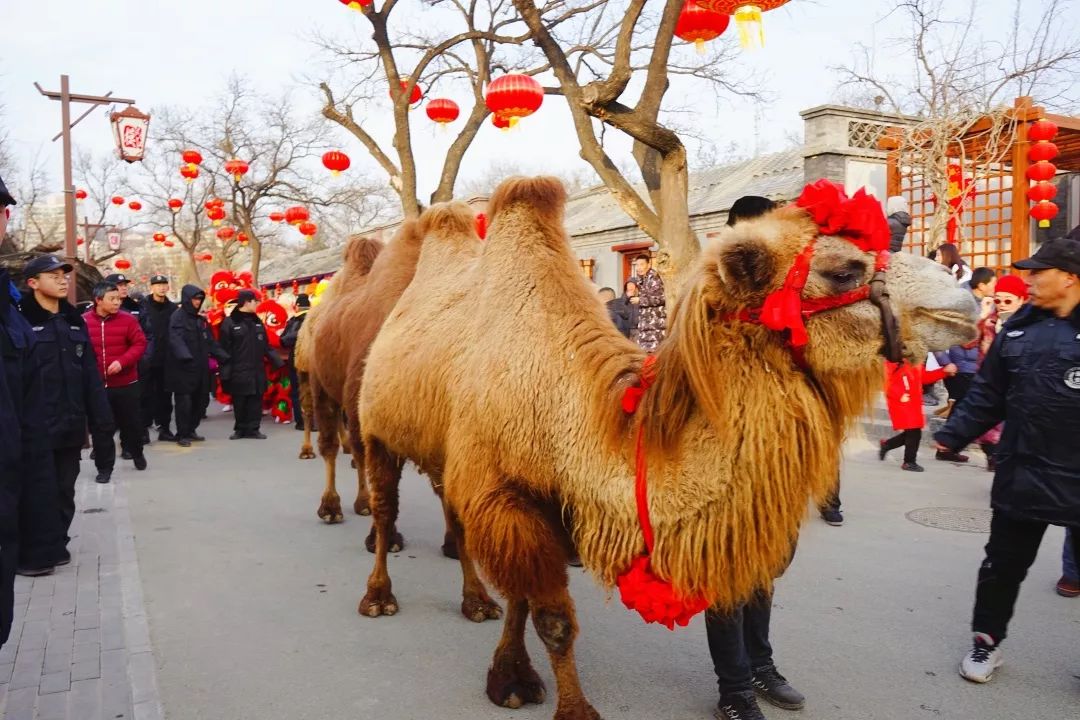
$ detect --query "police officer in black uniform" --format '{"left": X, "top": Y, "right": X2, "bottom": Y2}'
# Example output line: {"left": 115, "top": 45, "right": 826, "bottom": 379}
{"left": 219, "top": 290, "right": 282, "bottom": 439}
{"left": 18, "top": 255, "right": 113, "bottom": 568}
{"left": 166, "top": 284, "right": 228, "bottom": 447}
{"left": 936, "top": 236, "right": 1080, "bottom": 684}
{"left": 140, "top": 274, "right": 177, "bottom": 440}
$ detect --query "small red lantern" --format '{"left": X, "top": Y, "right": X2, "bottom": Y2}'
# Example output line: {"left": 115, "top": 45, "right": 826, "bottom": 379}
{"left": 180, "top": 165, "right": 199, "bottom": 183}
{"left": 75, "top": 188, "right": 87, "bottom": 201}
{"left": 77, "top": 237, "right": 85, "bottom": 246}
{"left": 1026, "top": 161, "right": 1057, "bottom": 182}
{"left": 491, "top": 115, "right": 511, "bottom": 131}
{"left": 153, "top": 232, "right": 167, "bottom": 243}
{"left": 237, "top": 232, "right": 249, "bottom": 245}
{"left": 163, "top": 240, "right": 175, "bottom": 248}
{"left": 1027, "top": 181, "right": 1057, "bottom": 203}
{"left": 115, "top": 258, "right": 132, "bottom": 271}
{"left": 168, "top": 198, "right": 183, "bottom": 212}
{"left": 338, "top": 0, "right": 373, "bottom": 11}
{"left": 224, "top": 159, "right": 250, "bottom": 183}
{"left": 206, "top": 197, "right": 225, "bottom": 209}
{"left": 1028, "top": 119, "right": 1059, "bottom": 142}
{"left": 485, "top": 74, "right": 544, "bottom": 127}
{"left": 128, "top": 201, "right": 142, "bottom": 212}
{"left": 111, "top": 196, "right": 125, "bottom": 206}
{"left": 693, "top": 1, "right": 788, "bottom": 48}
{"left": 1029, "top": 200, "right": 1058, "bottom": 228}
{"left": 390, "top": 79, "right": 423, "bottom": 107}
{"left": 426, "top": 98, "right": 460, "bottom": 126}
{"left": 322, "top": 151, "right": 351, "bottom": 176}
{"left": 268, "top": 211, "right": 286, "bottom": 223}
{"left": 298, "top": 221, "right": 318, "bottom": 239}
{"left": 181, "top": 149, "right": 203, "bottom": 169}
{"left": 285, "top": 206, "right": 310, "bottom": 226}
{"left": 207, "top": 206, "right": 226, "bottom": 226}
{"left": 675, "top": 1, "right": 730, "bottom": 53}
{"left": 1028, "top": 141, "right": 1059, "bottom": 163}
{"left": 216, "top": 226, "right": 236, "bottom": 242}
{"left": 198, "top": 252, "right": 214, "bottom": 263}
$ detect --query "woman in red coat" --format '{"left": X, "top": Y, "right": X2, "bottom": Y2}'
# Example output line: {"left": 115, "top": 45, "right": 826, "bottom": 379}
{"left": 880, "top": 360, "right": 956, "bottom": 471}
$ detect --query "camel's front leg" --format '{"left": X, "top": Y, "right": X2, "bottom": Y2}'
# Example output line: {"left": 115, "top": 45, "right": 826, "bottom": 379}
{"left": 314, "top": 389, "right": 343, "bottom": 523}
{"left": 358, "top": 436, "right": 401, "bottom": 617}
{"left": 297, "top": 371, "right": 316, "bottom": 460}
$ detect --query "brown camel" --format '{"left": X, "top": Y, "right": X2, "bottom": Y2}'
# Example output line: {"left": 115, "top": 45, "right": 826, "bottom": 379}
{"left": 356, "top": 177, "right": 978, "bottom": 719}
{"left": 294, "top": 280, "right": 333, "bottom": 462}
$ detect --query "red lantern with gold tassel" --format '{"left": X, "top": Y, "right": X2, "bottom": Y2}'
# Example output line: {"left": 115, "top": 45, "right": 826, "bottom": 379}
{"left": 224, "top": 159, "right": 250, "bottom": 183}
{"left": 168, "top": 198, "right": 183, "bottom": 212}
{"left": 298, "top": 221, "right": 318, "bottom": 240}
{"left": 207, "top": 206, "right": 226, "bottom": 226}
{"left": 285, "top": 206, "right": 309, "bottom": 226}
{"left": 322, "top": 151, "right": 351, "bottom": 176}
{"left": 675, "top": 1, "right": 729, "bottom": 53}
{"left": 693, "top": 1, "right": 788, "bottom": 49}
{"left": 390, "top": 79, "right": 423, "bottom": 108}
{"left": 114, "top": 258, "right": 132, "bottom": 271}
{"left": 485, "top": 74, "right": 543, "bottom": 127}
{"left": 426, "top": 98, "right": 460, "bottom": 126}
{"left": 338, "top": 0, "right": 373, "bottom": 12}
{"left": 216, "top": 226, "right": 236, "bottom": 242}
{"left": 1027, "top": 181, "right": 1057, "bottom": 203}
{"left": 1030, "top": 201, "right": 1058, "bottom": 228}
{"left": 269, "top": 211, "right": 286, "bottom": 223}
{"left": 180, "top": 165, "right": 199, "bottom": 183}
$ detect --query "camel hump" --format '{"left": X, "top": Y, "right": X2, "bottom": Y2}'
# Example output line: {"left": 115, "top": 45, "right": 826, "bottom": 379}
{"left": 487, "top": 176, "right": 567, "bottom": 228}
{"left": 343, "top": 235, "right": 384, "bottom": 275}
{"left": 418, "top": 201, "right": 477, "bottom": 239}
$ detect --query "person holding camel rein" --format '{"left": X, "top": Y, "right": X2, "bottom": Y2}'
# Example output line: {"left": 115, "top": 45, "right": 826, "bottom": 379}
{"left": 879, "top": 359, "right": 957, "bottom": 471}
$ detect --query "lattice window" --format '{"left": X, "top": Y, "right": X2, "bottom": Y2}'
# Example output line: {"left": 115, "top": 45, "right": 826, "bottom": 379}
{"left": 848, "top": 121, "right": 889, "bottom": 150}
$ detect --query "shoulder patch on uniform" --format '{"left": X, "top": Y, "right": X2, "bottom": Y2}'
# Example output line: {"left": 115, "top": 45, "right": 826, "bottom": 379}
{"left": 1065, "top": 367, "right": 1080, "bottom": 390}
{"left": 32, "top": 326, "right": 44, "bottom": 332}
{"left": 1006, "top": 330, "right": 1024, "bottom": 337}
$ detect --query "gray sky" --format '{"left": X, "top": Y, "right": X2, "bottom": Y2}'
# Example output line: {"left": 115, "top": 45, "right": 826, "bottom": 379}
{"left": 1, "top": 0, "right": 1055, "bottom": 202}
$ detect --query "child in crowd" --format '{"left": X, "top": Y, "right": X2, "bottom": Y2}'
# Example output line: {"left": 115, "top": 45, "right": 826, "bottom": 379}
{"left": 881, "top": 359, "right": 957, "bottom": 471}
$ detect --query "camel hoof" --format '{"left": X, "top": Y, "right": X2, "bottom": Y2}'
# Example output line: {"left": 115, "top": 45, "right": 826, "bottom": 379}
{"left": 486, "top": 664, "right": 546, "bottom": 709}
{"left": 441, "top": 538, "right": 460, "bottom": 560}
{"left": 317, "top": 498, "right": 344, "bottom": 524}
{"left": 298, "top": 446, "right": 316, "bottom": 460}
{"left": 553, "top": 704, "right": 602, "bottom": 720}
{"left": 462, "top": 595, "right": 503, "bottom": 623}
{"left": 354, "top": 499, "right": 371, "bottom": 516}
{"left": 364, "top": 528, "right": 404, "bottom": 554}
{"left": 358, "top": 590, "right": 398, "bottom": 618}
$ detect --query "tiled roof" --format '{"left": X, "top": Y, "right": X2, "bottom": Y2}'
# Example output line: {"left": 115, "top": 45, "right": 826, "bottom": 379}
{"left": 259, "top": 246, "right": 346, "bottom": 287}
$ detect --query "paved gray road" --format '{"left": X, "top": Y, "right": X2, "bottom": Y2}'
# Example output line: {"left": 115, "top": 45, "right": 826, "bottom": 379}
{"left": 127, "top": 410, "right": 1078, "bottom": 720}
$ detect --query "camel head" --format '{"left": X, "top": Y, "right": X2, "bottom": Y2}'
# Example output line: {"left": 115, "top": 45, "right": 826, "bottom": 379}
{"left": 705, "top": 189, "right": 978, "bottom": 374}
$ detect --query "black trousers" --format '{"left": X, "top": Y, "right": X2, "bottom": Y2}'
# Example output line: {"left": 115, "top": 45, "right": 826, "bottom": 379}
{"left": 92, "top": 383, "right": 144, "bottom": 471}
{"left": 174, "top": 392, "right": 204, "bottom": 438}
{"left": 53, "top": 446, "right": 81, "bottom": 544}
{"left": 883, "top": 429, "right": 921, "bottom": 464}
{"left": 232, "top": 393, "right": 262, "bottom": 434}
{"left": 944, "top": 373, "right": 974, "bottom": 403}
{"left": 141, "top": 366, "right": 173, "bottom": 431}
{"left": 288, "top": 362, "right": 302, "bottom": 428}
{"left": 706, "top": 590, "right": 775, "bottom": 696}
{"left": 973, "top": 511, "right": 1080, "bottom": 643}
{"left": 1, "top": 462, "right": 20, "bottom": 646}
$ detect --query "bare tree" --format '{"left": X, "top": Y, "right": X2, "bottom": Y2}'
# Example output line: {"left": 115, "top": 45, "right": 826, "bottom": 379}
{"left": 73, "top": 150, "right": 137, "bottom": 267}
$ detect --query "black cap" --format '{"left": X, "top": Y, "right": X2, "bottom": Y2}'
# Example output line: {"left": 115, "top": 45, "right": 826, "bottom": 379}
{"left": 149, "top": 275, "right": 169, "bottom": 285}
{"left": 295, "top": 293, "right": 311, "bottom": 308}
{"left": 24, "top": 254, "right": 73, "bottom": 277}
{"left": 104, "top": 273, "right": 132, "bottom": 285}
{"left": 1013, "top": 237, "right": 1080, "bottom": 276}
{"left": 0, "top": 175, "right": 16, "bottom": 206}
{"left": 236, "top": 289, "right": 257, "bottom": 306}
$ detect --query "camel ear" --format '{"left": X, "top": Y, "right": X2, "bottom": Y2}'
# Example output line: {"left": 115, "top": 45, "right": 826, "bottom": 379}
{"left": 716, "top": 238, "right": 776, "bottom": 294}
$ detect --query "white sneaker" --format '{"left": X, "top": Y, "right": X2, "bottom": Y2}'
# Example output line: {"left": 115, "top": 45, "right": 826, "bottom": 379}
{"left": 959, "top": 633, "right": 1004, "bottom": 683}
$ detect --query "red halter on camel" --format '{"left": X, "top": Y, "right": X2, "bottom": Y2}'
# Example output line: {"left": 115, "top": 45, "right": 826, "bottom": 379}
{"left": 617, "top": 180, "right": 899, "bottom": 630}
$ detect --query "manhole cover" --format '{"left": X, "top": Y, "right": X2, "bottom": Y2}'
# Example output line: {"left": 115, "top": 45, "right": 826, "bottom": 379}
{"left": 906, "top": 507, "right": 991, "bottom": 533}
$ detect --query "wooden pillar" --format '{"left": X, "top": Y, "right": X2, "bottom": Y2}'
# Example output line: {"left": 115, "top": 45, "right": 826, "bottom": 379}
{"left": 1010, "top": 97, "right": 1034, "bottom": 264}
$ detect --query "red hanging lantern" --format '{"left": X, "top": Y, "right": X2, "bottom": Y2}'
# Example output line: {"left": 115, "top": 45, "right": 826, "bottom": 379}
{"left": 114, "top": 258, "right": 132, "bottom": 271}
{"left": 1027, "top": 181, "right": 1057, "bottom": 203}
{"left": 198, "top": 252, "right": 214, "bottom": 263}
{"left": 216, "top": 226, "right": 236, "bottom": 242}
{"left": 693, "top": 1, "right": 789, "bottom": 48}
{"left": 1028, "top": 141, "right": 1059, "bottom": 163}
{"left": 237, "top": 232, "right": 249, "bottom": 245}
{"left": 485, "top": 74, "right": 544, "bottom": 127}
{"left": 675, "top": 1, "right": 730, "bottom": 53}
{"left": 268, "top": 211, "right": 286, "bottom": 223}
{"left": 1029, "top": 200, "right": 1058, "bottom": 228}
{"left": 390, "top": 79, "right": 423, "bottom": 107}
{"left": 163, "top": 240, "right": 175, "bottom": 248}
{"left": 75, "top": 188, "right": 87, "bottom": 201}
{"left": 111, "top": 196, "right": 125, "bottom": 206}
{"left": 206, "top": 197, "right": 225, "bottom": 209}
{"left": 180, "top": 165, "right": 199, "bottom": 183}
{"left": 128, "top": 200, "right": 142, "bottom": 211}
{"left": 1028, "top": 119, "right": 1059, "bottom": 142}
{"left": 338, "top": 0, "right": 373, "bottom": 11}
{"left": 168, "top": 198, "right": 183, "bottom": 212}
{"left": 322, "top": 151, "right": 351, "bottom": 176}
{"left": 491, "top": 115, "right": 511, "bottom": 131}
{"left": 77, "top": 237, "right": 85, "bottom": 246}
{"left": 207, "top": 206, "right": 226, "bottom": 226}
{"left": 224, "top": 159, "right": 250, "bottom": 183}
{"left": 285, "top": 206, "right": 310, "bottom": 226}
{"left": 298, "top": 221, "right": 318, "bottom": 239}
{"left": 181, "top": 149, "right": 203, "bottom": 169}
{"left": 426, "top": 98, "right": 460, "bottom": 126}
{"left": 153, "top": 232, "right": 167, "bottom": 243}
{"left": 1026, "top": 161, "right": 1057, "bottom": 182}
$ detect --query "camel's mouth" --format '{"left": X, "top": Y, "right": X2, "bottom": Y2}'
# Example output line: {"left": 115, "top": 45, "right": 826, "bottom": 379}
{"left": 913, "top": 307, "right": 980, "bottom": 337}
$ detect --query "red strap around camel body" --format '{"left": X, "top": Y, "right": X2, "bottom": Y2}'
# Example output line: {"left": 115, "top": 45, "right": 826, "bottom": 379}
{"left": 622, "top": 355, "right": 658, "bottom": 552}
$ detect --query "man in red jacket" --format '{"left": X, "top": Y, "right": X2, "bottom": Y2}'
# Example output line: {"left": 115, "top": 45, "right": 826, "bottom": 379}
{"left": 84, "top": 281, "right": 148, "bottom": 482}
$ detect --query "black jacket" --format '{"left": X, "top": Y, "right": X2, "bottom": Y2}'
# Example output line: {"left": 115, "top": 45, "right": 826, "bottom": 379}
{"left": 219, "top": 310, "right": 282, "bottom": 396}
{"left": 17, "top": 292, "right": 113, "bottom": 449}
{"left": 935, "top": 303, "right": 1080, "bottom": 525}
{"left": 888, "top": 211, "right": 911, "bottom": 253}
{"left": 140, "top": 294, "right": 177, "bottom": 368}
{"left": 279, "top": 311, "right": 307, "bottom": 352}
{"left": 165, "top": 285, "right": 227, "bottom": 394}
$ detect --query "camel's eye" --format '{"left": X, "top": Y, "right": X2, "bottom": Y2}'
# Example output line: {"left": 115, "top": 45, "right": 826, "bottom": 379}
{"left": 825, "top": 260, "right": 866, "bottom": 291}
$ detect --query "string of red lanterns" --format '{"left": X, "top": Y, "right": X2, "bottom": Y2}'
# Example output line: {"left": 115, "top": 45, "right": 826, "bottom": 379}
{"left": 1026, "top": 118, "right": 1059, "bottom": 228}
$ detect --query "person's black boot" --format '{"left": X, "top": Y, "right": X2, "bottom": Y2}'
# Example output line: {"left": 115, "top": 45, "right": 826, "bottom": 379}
{"left": 715, "top": 691, "right": 766, "bottom": 720}
{"left": 121, "top": 449, "right": 133, "bottom": 460}
{"left": 141, "top": 429, "right": 151, "bottom": 445}
{"left": 189, "top": 433, "right": 206, "bottom": 442}
{"left": 133, "top": 455, "right": 147, "bottom": 471}
{"left": 752, "top": 664, "right": 806, "bottom": 710}
{"left": 158, "top": 428, "right": 177, "bottom": 442}
{"left": 248, "top": 431, "right": 267, "bottom": 439}
{"left": 95, "top": 471, "right": 111, "bottom": 484}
